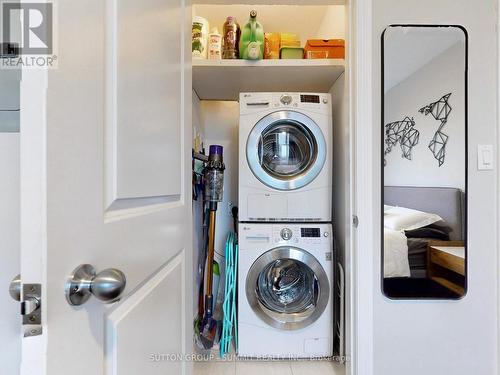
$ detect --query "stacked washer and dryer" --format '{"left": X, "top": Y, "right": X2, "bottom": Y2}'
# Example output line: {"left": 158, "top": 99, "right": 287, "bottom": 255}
{"left": 238, "top": 92, "right": 334, "bottom": 358}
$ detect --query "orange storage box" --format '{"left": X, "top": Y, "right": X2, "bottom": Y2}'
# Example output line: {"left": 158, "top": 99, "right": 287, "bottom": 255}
{"left": 304, "top": 39, "right": 345, "bottom": 59}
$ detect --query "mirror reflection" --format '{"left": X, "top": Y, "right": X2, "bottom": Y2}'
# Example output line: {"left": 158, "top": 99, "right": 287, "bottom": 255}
{"left": 382, "top": 26, "right": 467, "bottom": 299}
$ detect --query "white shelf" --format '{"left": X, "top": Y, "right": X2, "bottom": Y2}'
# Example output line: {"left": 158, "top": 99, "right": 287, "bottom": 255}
{"left": 193, "top": 59, "right": 345, "bottom": 101}
{"left": 193, "top": 0, "right": 345, "bottom": 4}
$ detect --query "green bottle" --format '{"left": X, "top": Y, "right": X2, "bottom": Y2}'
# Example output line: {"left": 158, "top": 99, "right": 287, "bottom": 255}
{"left": 239, "top": 10, "right": 264, "bottom": 60}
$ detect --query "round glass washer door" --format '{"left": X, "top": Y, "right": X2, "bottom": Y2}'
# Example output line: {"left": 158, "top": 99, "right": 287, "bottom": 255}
{"left": 246, "top": 111, "right": 327, "bottom": 190}
{"left": 246, "top": 246, "right": 330, "bottom": 330}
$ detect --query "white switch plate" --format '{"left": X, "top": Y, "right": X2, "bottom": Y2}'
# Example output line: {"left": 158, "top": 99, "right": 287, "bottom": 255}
{"left": 477, "top": 144, "right": 494, "bottom": 170}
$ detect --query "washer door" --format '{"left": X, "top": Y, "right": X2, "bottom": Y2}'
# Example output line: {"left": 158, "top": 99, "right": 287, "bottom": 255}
{"left": 246, "top": 111, "right": 327, "bottom": 190}
{"left": 246, "top": 247, "right": 330, "bottom": 330}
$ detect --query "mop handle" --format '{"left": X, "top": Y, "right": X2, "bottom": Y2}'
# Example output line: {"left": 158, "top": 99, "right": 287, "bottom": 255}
{"left": 206, "top": 209, "right": 217, "bottom": 294}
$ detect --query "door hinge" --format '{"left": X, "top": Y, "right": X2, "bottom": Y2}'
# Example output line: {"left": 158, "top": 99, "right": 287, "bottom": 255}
{"left": 352, "top": 215, "right": 359, "bottom": 228}
{"left": 21, "top": 283, "right": 42, "bottom": 337}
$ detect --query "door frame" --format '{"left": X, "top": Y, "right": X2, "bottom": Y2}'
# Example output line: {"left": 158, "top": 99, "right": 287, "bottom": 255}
{"left": 497, "top": 0, "right": 500, "bottom": 372}
{"left": 349, "top": 0, "right": 374, "bottom": 374}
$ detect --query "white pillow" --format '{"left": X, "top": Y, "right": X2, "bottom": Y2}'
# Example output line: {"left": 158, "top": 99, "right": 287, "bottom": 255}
{"left": 384, "top": 204, "right": 393, "bottom": 212}
{"left": 384, "top": 206, "right": 443, "bottom": 231}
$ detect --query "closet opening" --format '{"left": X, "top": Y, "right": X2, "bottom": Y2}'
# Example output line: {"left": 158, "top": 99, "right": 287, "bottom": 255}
{"left": 190, "top": 2, "right": 351, "bottom": 374}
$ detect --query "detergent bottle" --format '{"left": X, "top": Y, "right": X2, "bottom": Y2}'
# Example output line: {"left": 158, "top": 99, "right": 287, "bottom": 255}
{"left": 239, "top": 10, "right": 264, "bottom": 60}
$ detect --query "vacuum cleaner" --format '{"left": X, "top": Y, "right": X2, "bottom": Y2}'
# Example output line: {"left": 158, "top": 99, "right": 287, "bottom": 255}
{"left": 198, "top": 145, "right": 225, "bottom": 350}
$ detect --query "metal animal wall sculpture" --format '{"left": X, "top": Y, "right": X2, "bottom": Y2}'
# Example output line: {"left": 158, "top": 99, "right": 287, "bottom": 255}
{"left": 419, "top": 93, "right": 452, "bottom": 167}
{"left": 384, "top": 116, "right": 420, "bottom": 165}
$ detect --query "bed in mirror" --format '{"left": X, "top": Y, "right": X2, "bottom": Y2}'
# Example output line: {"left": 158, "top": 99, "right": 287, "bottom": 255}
{"left": 381, "top": 25, "right": 467, "bottom": 299}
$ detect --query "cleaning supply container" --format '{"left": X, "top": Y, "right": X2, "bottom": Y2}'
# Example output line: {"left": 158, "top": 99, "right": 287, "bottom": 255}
{"left": 280, "top": 47, "right": 304, "bottom": 59}
{"left": 222, "top": 16, "right": 241, "bottom": 59}
{"left": 280, "top": 32, "right": 301, "bottom": 48}
{"left": 304, "top": 39, "right": 345, "bottom": 59}
{"left": 264, "top": 32, "right": 280, "bottom": 59}
{"left": 192, "top": 16, "right": 209, "bottom": 59}
{"left": 239, "top": 10, "right": 264, "bottom": 60}
{"left": 208, "top": 27, "right": 222, "bottom": 60}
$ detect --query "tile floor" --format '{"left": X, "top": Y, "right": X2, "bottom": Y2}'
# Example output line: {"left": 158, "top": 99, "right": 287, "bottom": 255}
{"left": 194, "top": 360, "right": 345, "bottom": 375}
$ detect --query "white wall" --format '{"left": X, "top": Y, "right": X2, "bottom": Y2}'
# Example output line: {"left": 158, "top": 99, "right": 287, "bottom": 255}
{"left": 371, "top": 1, "right": 498, "bottom": 374}
{"left": 202, "top": 100, "right": 239, "bottom": 259}
{"left": 384, "top": 42, "right": 466, "bottom": 190}
{"left": 0, "top": 134, "right": 20, "bottom": 375}
{"left": 191, "top": 98, "right": 239, "bottom": 320}
{"left": 331, "top": 72, "right": 350, "bottom": 357}
{"left": 192, "top": 92, "right": 204, "bottom": 315}
{"left": 0, "top": 66, "right": 21, "bottom": 132}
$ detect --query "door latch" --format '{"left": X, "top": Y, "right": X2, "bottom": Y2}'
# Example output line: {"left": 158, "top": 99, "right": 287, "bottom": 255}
{"left": 9, "top": 276, "right": 43, "bottom": 337}
{"left": 21, "top": 284, "right": 42, "bottom": 337}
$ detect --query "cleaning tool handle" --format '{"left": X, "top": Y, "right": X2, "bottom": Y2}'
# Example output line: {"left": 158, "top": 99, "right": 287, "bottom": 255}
{"left": 206, "top": 209, "right": 217, "bottom": 294}
{"left": 204, "top": 295, "right": 213, "bottom": 316}
{"left": 232, "top": 206, "right": 238, "bottom": 235}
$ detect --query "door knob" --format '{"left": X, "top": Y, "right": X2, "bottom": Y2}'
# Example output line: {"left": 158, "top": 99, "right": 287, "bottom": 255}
{"left": 9, "top": 274, "right": 21, "bottom": 301}
{"left": 65, "top": 264, "right": 126, "bottom": 306}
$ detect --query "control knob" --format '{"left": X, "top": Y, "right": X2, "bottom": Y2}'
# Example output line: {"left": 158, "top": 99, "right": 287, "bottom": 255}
{"left": 280, "top": 228, "right": 293, "bottom": 241}
{"left": 280, "top": 95, "right": 293, "bottom": 105}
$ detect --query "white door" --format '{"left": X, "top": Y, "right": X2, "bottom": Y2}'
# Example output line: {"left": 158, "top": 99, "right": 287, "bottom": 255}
{"left": 19, "top": 0, "right": 192, "bottom": 374}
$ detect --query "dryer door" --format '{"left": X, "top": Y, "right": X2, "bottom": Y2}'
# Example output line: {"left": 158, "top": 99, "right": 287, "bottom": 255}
{"left": 246, "top": 111, "right": 326, "bottom": 190}
{"left": 246, "top": 246, "right": 330, "bottom": 330}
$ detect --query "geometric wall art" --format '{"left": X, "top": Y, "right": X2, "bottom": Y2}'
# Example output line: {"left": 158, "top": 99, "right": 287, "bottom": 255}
{"left": 384, "top": 116, "right": 420, "bottom": 165}
{"left": 419, "top": 93, "right": 452, "bottom": 167}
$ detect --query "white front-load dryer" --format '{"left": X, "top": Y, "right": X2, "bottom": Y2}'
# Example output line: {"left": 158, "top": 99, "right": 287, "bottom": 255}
{"left": 238, "top": 223, "right": 333, "bottom": 358}
{"left": 239, "top": 92, "right": 332, "bottom": 222}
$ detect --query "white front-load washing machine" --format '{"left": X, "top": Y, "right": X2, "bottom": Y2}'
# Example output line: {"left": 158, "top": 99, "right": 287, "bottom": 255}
{"left": 239, "top": 92, "right": 332, "bottom": 222}
{"left": 238, "top": 223, "right": 333, "bottom": 358}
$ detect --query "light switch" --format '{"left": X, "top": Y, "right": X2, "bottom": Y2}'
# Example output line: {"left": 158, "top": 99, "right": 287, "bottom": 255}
{"left": 477, "top": 145, "right": 494, "bottom": 170}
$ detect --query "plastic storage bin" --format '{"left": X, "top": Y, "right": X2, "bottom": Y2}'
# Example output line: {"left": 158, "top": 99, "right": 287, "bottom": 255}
{"left": 304, "top": 39, "right": 345, "bottom": 59}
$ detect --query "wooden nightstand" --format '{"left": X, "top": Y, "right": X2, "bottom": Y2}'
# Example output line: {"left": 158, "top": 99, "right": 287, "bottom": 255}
{"left": 427, "top": 241, "right": 465, "bottom": 296}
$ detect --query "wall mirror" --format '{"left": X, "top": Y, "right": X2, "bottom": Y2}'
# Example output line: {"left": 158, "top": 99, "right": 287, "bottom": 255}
{"left": 382, "top": 25, "right": 467, "bottom": 299}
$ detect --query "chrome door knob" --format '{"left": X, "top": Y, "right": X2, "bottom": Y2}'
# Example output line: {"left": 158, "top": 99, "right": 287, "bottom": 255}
{"left": 9, "top": 274, "right": 21, "bottom": 302}
{"left": 65, "top": 264, "right": 126, "bottom": 306}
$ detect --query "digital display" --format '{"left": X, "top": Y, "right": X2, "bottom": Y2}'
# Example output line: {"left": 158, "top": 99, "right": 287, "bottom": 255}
{"left": 300, "top": 95, "right": 320, "bottom": 104}
{"left": 301, "top": 228, "right": 321, "bottom": 237}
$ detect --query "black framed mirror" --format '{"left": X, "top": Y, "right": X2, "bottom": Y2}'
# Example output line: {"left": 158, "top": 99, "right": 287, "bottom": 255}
{"left": 381, "top": 25, "right": 467, "bottom": 299}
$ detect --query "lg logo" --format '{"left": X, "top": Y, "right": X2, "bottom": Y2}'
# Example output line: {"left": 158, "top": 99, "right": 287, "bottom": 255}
{"left": 2, "top": 2, "right": 53, "bottom": 55}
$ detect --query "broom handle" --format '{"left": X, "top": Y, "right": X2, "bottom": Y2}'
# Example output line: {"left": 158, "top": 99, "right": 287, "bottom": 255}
{"left": 206, "top": 209, "right": 216, "bottom": 294}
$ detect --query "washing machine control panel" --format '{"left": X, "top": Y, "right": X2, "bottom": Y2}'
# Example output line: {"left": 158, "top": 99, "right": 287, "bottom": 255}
{"left": 241, "top": 92, "right": 331, "bottom": 114}
{"left": 273, "top": 226, "right": 330, "bottom": 245}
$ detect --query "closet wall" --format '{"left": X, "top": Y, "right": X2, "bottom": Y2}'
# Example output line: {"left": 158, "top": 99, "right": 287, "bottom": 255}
{"left": 371, "top": 1, "right": 498, "bottom": 374}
